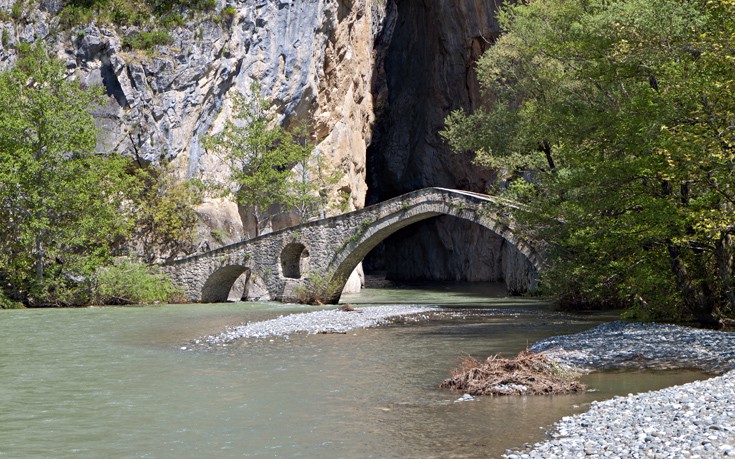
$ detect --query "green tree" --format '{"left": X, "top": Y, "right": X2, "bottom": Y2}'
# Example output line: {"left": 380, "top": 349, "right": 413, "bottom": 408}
{"left": 204, "top": 83, "right": 309, "bottom": 237}
{"left": 128, "top": 162, "right": 202, "bottom": 262}
{"left": 289, "top": 122, "right": 345, "bottom": 222}
{"left": 443, "top": 0, "right": 735, "bottom": 324}
{"left": 0, "top": 43, "right": 134, "bottom": 305}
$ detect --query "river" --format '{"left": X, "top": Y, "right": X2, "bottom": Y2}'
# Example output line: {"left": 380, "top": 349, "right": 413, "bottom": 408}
{"left": 0, "top": 284, "right": 705, "bottom": 458}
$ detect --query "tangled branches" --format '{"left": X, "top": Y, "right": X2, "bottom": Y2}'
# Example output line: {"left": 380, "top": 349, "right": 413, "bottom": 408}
{"left": 440, "top": 350, "right": 586, "bottom": 396}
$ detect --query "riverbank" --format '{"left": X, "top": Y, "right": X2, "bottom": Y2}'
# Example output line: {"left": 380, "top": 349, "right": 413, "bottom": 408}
{"left": 532, "top": 321, "right": 735, "bottom": 374}
{"left": 508, "top": 322, "right": 735, "bottom": 458}
{"left": 195, "top": 306, "right": 735, "bottom": 457}
{"left": 506, "top": 371, "right": 735, "bottom": 458}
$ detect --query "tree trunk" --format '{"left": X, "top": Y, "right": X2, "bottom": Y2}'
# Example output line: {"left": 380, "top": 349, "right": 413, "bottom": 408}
{"left": 35, "top": 238, "right": 44, "bottom": 283}
{"left": 715, "top": 233, "right": 735, "bottom": 313}
{"left": 667, "top": 243, "right": 715, "bottom": 324}
{"left": 540, "top": 140, "right": 556, "bottom": 171}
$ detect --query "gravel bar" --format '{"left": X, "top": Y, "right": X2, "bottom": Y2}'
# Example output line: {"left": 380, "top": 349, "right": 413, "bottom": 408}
{"left": 506, "top": 372, "right": 735, "bottom": 458}
{"left": 508, "top": 322, "right": 735, "bottom": 458}
{"left": 531, "top": 321, "right": 735, "bottom": 374}
{"left": 203, "top": 305, "right": 437, "bottom": 345}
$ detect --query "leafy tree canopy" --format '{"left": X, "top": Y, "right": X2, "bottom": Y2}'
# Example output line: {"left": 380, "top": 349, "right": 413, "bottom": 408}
{"left": 289, "top": 121, "right": 346, "bottom": 222}
{"left": 443, "top": 0, "right": 735, "bottom": 324}
{"left": 0, "top": 42, "right": 134, "bottom": 305}
{"left": 0, "top": 43, "right": 200, "bottom": 306}
{"left": 127, "top": 162, "right": 203, "bottom": 262}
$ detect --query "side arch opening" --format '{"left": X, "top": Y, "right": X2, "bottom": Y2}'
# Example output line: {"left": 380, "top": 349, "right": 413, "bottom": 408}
{"left": 201, "top": 265, "right": 251, "bottom": 303}
{"left": 281, "top": 242, "right": 310, "bottom": 279}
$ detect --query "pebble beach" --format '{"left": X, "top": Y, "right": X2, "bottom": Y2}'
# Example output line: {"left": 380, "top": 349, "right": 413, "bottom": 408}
{"left": 506, "top": 372, "right": 735, "bottom": 458}
{"left": 509, "top": 322, "right": 735, "bottom": 458}
{"left": 200, "top": 305, "right": 438, "bottom": 344}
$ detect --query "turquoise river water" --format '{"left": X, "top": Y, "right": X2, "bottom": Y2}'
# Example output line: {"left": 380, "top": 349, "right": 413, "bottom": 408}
{"left": 0, "top": 285, "right": 705, "bottom": 458}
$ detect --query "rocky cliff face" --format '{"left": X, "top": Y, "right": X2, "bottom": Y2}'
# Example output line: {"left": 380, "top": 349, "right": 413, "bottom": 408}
{"left": 0, "top": 0, "right": 388, "bottom": 244}
{"left": 364, "top": 0, "right": 536, "bottom": 290}
{"left": 0, "top": 0, "right": 535, "bottom": 292}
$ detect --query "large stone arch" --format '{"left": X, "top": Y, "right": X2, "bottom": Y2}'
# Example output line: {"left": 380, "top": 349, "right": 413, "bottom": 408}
{"left": 322, "top": 197, "right": 541, "bottom": 303}
{"left": 200, "top": 265, "right": 251, "bottom": 303}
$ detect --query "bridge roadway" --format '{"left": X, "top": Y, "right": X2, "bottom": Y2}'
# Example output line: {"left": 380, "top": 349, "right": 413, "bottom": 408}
{"left": 161, "top": 187, "right": 544, "bottom": 304}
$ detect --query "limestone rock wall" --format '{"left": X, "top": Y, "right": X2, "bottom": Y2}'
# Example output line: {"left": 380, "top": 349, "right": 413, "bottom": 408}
{"left": 0, "top": 0, "right": 535, "bottom": 291}
{"left": 0, "top": 0, "right": 389, "bottom": 246}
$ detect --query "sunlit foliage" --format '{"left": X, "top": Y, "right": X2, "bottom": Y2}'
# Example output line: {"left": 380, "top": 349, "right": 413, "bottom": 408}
{"left": 0, "top": 43, "right": 132, "bottom": 305}
{"left": 0, "top": 43, "right": 200, "bottom": 306}
{"left": 205, "top": 83, "right": 342, "bottom": 237}
{"left": 443, "top": 0, "right": 735, "bottom": 324}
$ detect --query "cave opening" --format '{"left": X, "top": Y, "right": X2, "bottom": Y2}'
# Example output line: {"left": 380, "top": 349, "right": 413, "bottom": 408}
{"left": 364, "top": 0, "right": 503, "bottom": 284}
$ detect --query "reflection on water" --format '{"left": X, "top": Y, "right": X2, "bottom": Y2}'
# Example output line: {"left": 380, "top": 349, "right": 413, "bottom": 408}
{"left": 0, "top": 285, "right": 706, "bottom": 458}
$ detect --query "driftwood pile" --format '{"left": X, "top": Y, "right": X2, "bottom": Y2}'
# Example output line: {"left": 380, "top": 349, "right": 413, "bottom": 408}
{"left": 440, "top": 350, "right": 586, "bottom": 396}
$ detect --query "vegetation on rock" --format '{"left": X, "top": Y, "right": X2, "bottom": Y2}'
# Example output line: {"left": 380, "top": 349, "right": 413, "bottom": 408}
{"left": 0, "top": 43, "right": 198, "bottom": 306}
{"left": 59, "top": 0, "right": 216, "bottom": 29}
{"left": 204, "top": 82, "right": 344, "bottom": 237}
{"left": 443, "top": 0, "right": 735, "bottom": 325}
{"left": 122, "top": 30, "right": 172, "bottom": 51}
{"left": 292, "top": 271, "right": 343, "bottom": 305}
{"left": 53, "top": 0, "right": 219, "bottom": 52}
{"left": 290, "top": 122, "right": 345, "bottom": 222}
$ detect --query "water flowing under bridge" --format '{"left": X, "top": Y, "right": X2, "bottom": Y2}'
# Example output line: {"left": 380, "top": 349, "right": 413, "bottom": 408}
{"left": 161, "top": 187, "right": 545, "bottom": 304}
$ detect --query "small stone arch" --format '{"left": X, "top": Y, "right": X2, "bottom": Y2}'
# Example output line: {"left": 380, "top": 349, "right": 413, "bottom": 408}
{"left": 280, "top": 242, "right": 310, "bottom": 279}
{"left": 201, "top": 265, "right": 251, "bottom": 303}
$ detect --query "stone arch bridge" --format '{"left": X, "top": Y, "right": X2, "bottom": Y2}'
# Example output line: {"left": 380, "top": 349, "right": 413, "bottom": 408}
{"left": 161, "top": 187, "right": 545, "bottom": 304}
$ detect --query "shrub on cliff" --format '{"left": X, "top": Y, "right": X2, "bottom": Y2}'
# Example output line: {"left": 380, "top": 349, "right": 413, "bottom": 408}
{"left": 58, "top": 0, "right": 217, "bottom": 29}
{"left": 122, "top": 30, "right": 172, "bottom": 50}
